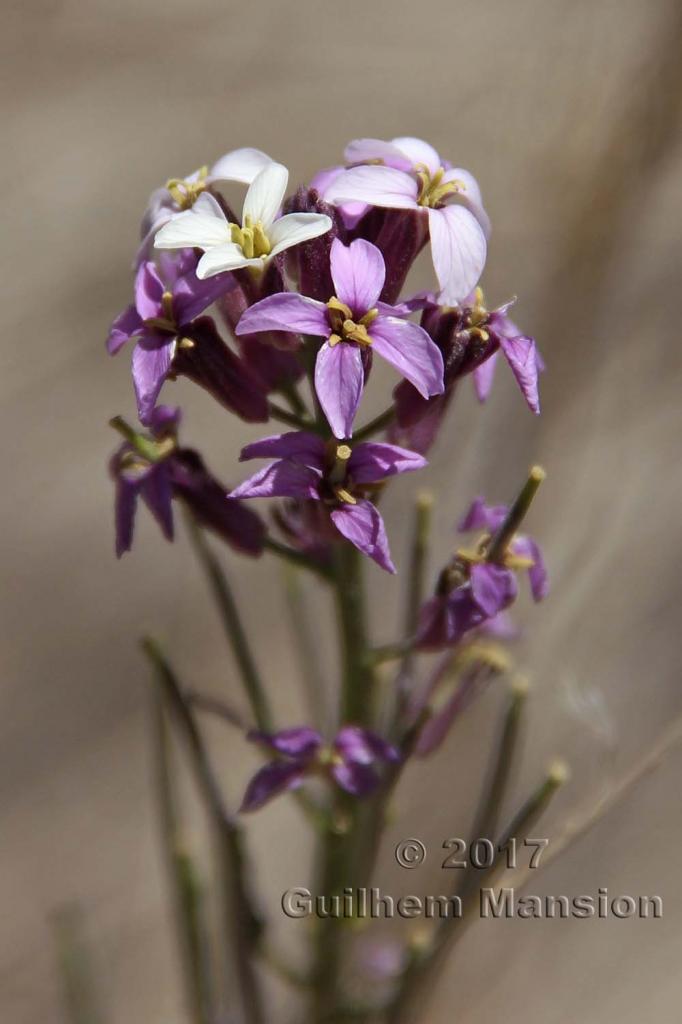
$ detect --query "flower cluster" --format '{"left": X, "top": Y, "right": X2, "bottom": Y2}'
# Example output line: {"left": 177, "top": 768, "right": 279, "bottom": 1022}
{"left": 108, "top": 137, "right": 548, "bottom": 814}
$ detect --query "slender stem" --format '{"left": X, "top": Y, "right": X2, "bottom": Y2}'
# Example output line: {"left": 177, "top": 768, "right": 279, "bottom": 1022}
{"left": 487, "top": 465, "right": 545, "bottom": 563}
{"left": 353, "top": 406, "right": 396, "bottom": 442}
{"left": 281, "top": 564, "right": 329, "bottom": 729}
{"left": 186, "top": 515, "right": 273, "bottom": 732}
{"left": 268, "top": 400, "right": 316, "bottom": 432}
{"left": 153, "top": 691, "right": 214, "bottom": 1024}
{"left": 51, "top": 906, "right": 105, "bottom": 1024}
{"left": 264, "top": 536, "right": 334, "bottom": 582}
{"left": 187, "top": 691, "right": 248, "bottom": 730}
{"left": 333, "top": 542, "right": 375, "bottom": 725}
{"left": 387, "top": 761, "right": 567, "bottom": 1024}
{"left": 141, "top": 637, "right": 265, "bottom": 1024}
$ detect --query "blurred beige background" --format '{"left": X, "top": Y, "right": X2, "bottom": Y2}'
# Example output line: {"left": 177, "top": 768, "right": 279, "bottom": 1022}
{"left": 2, "top": 0, "right": 682, "bottom": 1021}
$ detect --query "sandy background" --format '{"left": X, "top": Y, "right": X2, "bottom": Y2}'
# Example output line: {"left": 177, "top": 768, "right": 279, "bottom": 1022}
{"left": 2, "top": 0, "right": 682, "bottom": 1021}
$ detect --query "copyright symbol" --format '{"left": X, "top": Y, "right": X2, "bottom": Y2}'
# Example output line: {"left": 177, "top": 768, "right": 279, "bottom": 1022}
{"left": 395, "top": 838, "right": 426, "bottom": 869}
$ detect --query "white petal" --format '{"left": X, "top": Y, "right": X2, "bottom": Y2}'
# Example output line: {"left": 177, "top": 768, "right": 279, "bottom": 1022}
{"left": 343, "top": 138, "right": 412, "bottom": 170}
{"left": 391, "top": 136, "right": 441, "bottom": 174}
{"left": 428, "top": 206, "right": 487, "bottom": 305}
{"left": 192, "top": 192, "right": 228, "bottom": 218}
{"left": 154, "top": 208, "right": 232, "bottom": 251}
{"left": 243, "top": 162, "right": 289, "bottom": 229}
{"left": 268, "top": 213, "right": 333, "bottom": 256}
{"left": 325, "top": 165, "right": 418, "bottom": 209}
{"left": 209, "top": 147, "right": 274, "bottom": 185}
{"left": 196, "top": 244, "right": 261, "bottom": 278}
{"left": 443, "top": 167, "right": 491, "bottom": 238}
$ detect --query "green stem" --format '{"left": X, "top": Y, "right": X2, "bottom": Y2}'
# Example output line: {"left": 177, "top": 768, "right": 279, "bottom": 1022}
{"left": 141, "top": 637, "right": 265, "bottom": 1024}
{"left": 333, "top": 542, "right": 374, "bottom": 725}
{"left": 353, "top": 406, "right": 396, "bottom": 442}
{"left": 487, "top": 465, "right": 545, "bottom": 563}
{"left": 281, "top": 564, "right": 329, "bottom": 729}
{"left": 268, "top": 400, "right": 316, "bottom": 432}
{"left": 153, "top": 691, "right": 214, "bottom": 1024}
{"left": 186, "top": 515, "right": 272, "bottom": 732}
{"left": 51, "top": 906, "right": 105, "bottom": 1024}
{"left": 264, "top": 536, "right": 334, "bottom": 582}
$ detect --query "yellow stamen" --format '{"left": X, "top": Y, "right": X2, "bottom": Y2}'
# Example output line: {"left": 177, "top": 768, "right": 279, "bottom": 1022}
{"left": 415, "top": 164, "right": 466, "bottom": 209}
{"left": 165, "top": 166, "right": 209, "bottom": 210}
{"left": 334, "top": 487, "right": 357, "bottom": 505}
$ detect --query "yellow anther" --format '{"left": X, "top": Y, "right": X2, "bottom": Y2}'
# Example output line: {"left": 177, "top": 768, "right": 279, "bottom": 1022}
{"left": 360, "top": 307, "right": 379, "bottom": 327}
{"left": 336, "top": 444, "right": 352, "bottom": 461}
{"left": 334, "top": 487, "right": 357, "bottom": 505}
{"left": 177, "top": 337, "right": 195, "bottom": 350}
{"left": 416, "top": 165, "right": 466, "bottom": 209}
{"left": 328, "top": 334, "right": 342, "bottom": 347}
{"left": 165, "top": 167, "right": 209, "bottom": 210}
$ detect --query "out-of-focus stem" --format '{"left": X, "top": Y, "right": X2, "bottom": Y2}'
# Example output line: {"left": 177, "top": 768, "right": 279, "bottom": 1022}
{"left": 142, "top": 637, "right": 265, "bottom": 1024}
{"left": 52, "top": 906, "right": 105, "bottom": 1024}
{"left": 153, "top": 690, "right": 214, "bottom": 1024}
{"left": 387, "top": 760, "right": 567, "bottom": 1024}
{"left": 268, "top": 400, "right": 315, "bottom": 432}
{"left": 353, "top": 406, "right": 396, "bottom": 442}
{"left": 264, "top": 536, "right": 334, "bottom": 582}
{"left": 186, "top": 515, "right": 273, "bottom": 732}
{"left": 486, "top": 465, "right": 545, "bottom": 563}
{"left": 282, "top": 564, "right": 329, "bottom": 729}
{"left": 334, "top": 542, "right": 374, "bottom": 726}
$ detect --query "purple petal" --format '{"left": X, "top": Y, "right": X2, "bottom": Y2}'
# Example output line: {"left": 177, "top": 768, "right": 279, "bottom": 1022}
{"left": 329, "top": 238, "right": 385, "bottom": 315}
{"left": 369, "top": 316, "right": 444, "bottom": 398}
{"left": 470, "top": 563, "right": 517, "bottom": 618}
{"left": 348, "top": 442, "right": 426, "bottom": 484}
{"left": 240, "top": 761, "right": 307, "bottom": 812}
{"left": 457, "top": 498, "right": 507, "bottom": 533}
{"left": 499, "top": 334, "right": 540, "bottom": 414}
{"left": 229, "top": 460, "right": 321, "bottom": 500}
{"left": 472, "top": 351, "right": 499, "bottom": 403}
{"left": 131, "top": 336, "right": 174, "bottom": 425}
{"left": 134, "top": 261, "right": 165, "bottom": 319}
{"left": 113, "top": 474, "right": 139, "bottom": 557}
{"left": 106, "top": 304, "right": 143, "bottom": 355}
{"left": 172, "top": 269, "right": 237, "bottom": 325}
{"left": 334, "top": 726, "right": 400, "bottom": 765}
{"left": 140, "top": 464, "right": 174, "bottom": 542}
{"left": 248, "top": 726, "right": 322, "bottom": 759}
{"left": 513, "top": 536, "right": 549, "bottom": 601}
{"left": 236, "top": 292, "right": 329, "bottom": 338}
{"left": 314, "top": 341, "right": 364, "bottom": 439}
{"left": 331, "top": 499, "right": 396, "bottom": 574}
{"left": 428, "top": 206, "right": 487, "bottom": 305}
{"left": 311, "top": 166, "right": 369, "bottom": 229}
{"left": 330, "top": 760, "right": 380, "bottom": 797}
{"left": 240, "top": 431, "right": 326, "bottom": 469}
{"left": 325, "top": 165, "right": 419, "bottom": 210}
{"left": 149, "top": 404, "right": 181, "bottom": 437}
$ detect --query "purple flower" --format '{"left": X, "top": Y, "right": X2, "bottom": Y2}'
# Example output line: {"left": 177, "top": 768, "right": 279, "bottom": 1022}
{"left": 229, "top": 431, "right": 427, "bottom": 573}
{"left": 107, "top": 253, "right": 235, "bottom": 424}
{"left": 416, "top": 496, "right": 547, "bottom": 649}
{"left": 325, "top": 137, "right": 489, "bottom": 305}
{"left": 240, "top": 725, "right": 400, "bottom": 811}
{"left": 110, "top": 406, "right": 265, "bottom": 558}
{"left": 392, "top": 289, "right": 543, "bottom": 453}
{"left": 236, "top": 238, "right": 444, "bottom": 438}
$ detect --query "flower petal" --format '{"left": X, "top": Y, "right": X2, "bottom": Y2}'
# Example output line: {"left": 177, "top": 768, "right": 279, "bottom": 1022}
{"left": 369, "top": 316, "right": 444, "bottom": 398}
{"left": 134, "top": 261, "right": 165, "bottom": 319}
{"left": 334, "top": 726, "right": 400, "bottom": 765}
{"left": 229, "top": 460, "right": 321, "bottom": 500}
{"left": 391, "top": 136, "right": 441, "bottom": 174}
{"left": 428, "top": 206, "right": 487, "bottom": 305}
{"left": 325, "top": 165, "right": 418, "bottom": 210}
{"left": 513, "top": 536, "right": 549, "bottom": 601}
{"left": 331, "top": 499, "right": 396, "bottom": 573}
{"left": 472, "top": 351, "right": 499, "bottom": 403}
{"left": 329, "top": 238, "right": 385, "bottom": 315}
{"left": 107, "top": 304, "right": 143, "bottom": 355}
{"left": 236, "top": 292, "right": 328, "bottom": 337}
{"left": 470, "top": 563, "right": 517, "bottom": 617}
{"left": 268, "top": 213, "right": 333, "bottom": 257}
{"left": 132, "top": 336, "right": 175, "bottom": 424}
{"left": 243, "top": 162, "right": 288, "bottom": 229}
{"left": 196, "top": 244, "right": 259, "bottom": 278}
{"left": 348, "top": 442, "right": 426, "bottom": 484}
{"left": 457, "top": 498, "right": 507, "bottom": 533}
{"left": 155, "top": 197, "right": 232, "bottom": 251}
{"left": 240, "top": 761, "right": 307, "bottom": 812}
{"left": 499, "top": 334, "right": 541, "bottom": 414}
{"left": 240, "top": 431, "right": 326, "bottom": 468}
{"left": 172, "top": 269, "right": 237, "bottom": 324}
{"left": 331, "top": 759, "right": 379, "bottom": 797}
{"left": 113, "top": 474, "right": 139, "bottom": 557}
{"left": 249, "top": 726, "right": 322, "bottom": 759}
{"left": 314, "top": 341, "right": 364, "bottom": 439}
{"left": 443, "top": 167, "right": 491, "bottom": 237}
{"left": 344, "top": 137, "right": 413, "bottom": 171}
{"left": 209, "top": 147, "right": 273, "bottom": 185}
{"left": 140, "top": 464, "right": 174, "bottom": 541}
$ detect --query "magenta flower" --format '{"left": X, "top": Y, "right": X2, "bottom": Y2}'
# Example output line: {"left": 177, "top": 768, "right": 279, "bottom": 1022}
{"left": 240, "top": 725, "right": 400, "bottom": 811}
{"left": 229, "top": 431, "right": 427, "bottom": 572}
{"left": 106, "top": 253, "right": 235, "bottom": 423}
{"left": 416, "top": 496, "right": 547, "bottom": 649}
{"left": 236, "top": 238, "right": 444, "bottom": 438}
{"left": 110, "top": 407, "right": 264, "bottom": 558}
{"left": 324, "top": 137, "right": 489, "bottom": 305}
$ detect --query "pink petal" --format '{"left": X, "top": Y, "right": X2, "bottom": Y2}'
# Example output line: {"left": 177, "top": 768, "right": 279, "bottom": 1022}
{"left": 472, "top": 351, "right": 499, "bottom": 403}
{"left": 344, "top": 138, "right": 414, "bottom": 171}
{"left": 428, "top": 206, "right": 487, "bottom": 305}
{"left": 329, "top": 238, "right": 385, "bottom": 315}
{"left": 325, "top": 165, "right": 419, "bottom": 210}
{"left": 443, "top": 168, "right": 491, "bottom": 238}
{"left": 369, "top": 316, "right": 444, "bottom": 398}
{"left": 236, "top": 292, "right": 329, "bottom": 337}
{"left": 499, "top": 335, "right": 541, "bottom": 414}
{"left": 331, "top": 499, "right": 396, "bottom": 573}
{"left": 390, "top": 136, "right": 441, "bottom": 175}
{"left": 314, "top": 341, "right": 364, "bottom": 439}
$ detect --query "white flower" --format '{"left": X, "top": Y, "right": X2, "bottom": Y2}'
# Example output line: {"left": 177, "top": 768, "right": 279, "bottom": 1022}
{"left": 154, "top": 163, "right": 332, "bottom": 279}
